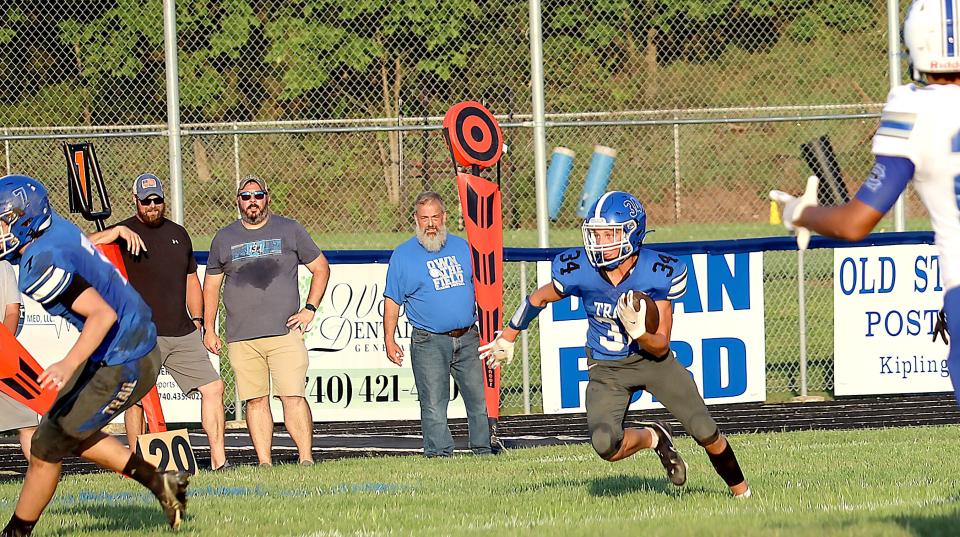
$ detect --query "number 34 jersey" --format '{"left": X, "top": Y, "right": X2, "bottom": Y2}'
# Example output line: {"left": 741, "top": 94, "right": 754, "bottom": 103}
{"left": 550, "top": 247, "right": 687, "bottom": 360}
{"left": 873, "top": 83, "right": 960, "bottom": 289}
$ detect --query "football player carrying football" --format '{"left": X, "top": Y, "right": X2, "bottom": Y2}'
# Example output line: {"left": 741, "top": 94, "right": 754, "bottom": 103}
{"left": 0, "top": 175, "right": 188, "bottom": 536}
{"left": 481, "top": 191, "right": 751, "bottom": 497}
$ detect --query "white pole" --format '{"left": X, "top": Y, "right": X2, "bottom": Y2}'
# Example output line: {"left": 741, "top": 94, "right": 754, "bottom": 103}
{"left": 162, "top": 0, "right": 184, "bottom": 225}
{"left": 528, "top": 0, "right": 549, "bottom": 247}
{"left": 889, "top": 0, "right": 905, "bottom": 231}
{"left": 797, "top": 249, "right": 808, "bottom": 397}
{"left": 520, "top": 261, "right": 531, "bottom": 414}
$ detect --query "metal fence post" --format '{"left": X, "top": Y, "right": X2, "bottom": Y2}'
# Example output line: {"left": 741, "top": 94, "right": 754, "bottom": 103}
{"left": 3, "top": 129, "right": 10, "bottom": 175}
{"left": 528, "top": 0, "right": 549, "bottom": 248}
{"left": 520, "top": 261, "right": 531, "bottom": 414}
{"left": 162, "top": 0, "right": 184, "bottom": 225}
{"left": 797, "top": 249, "right": 809, "bottom": 398}
{"left": 889, "top": 0, "right": 905, "bottom": 231}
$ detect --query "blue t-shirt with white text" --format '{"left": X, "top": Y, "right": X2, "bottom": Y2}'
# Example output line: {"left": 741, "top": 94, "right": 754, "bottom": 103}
{"left": 383, "top": 235, "right": 477, "bottom": 333}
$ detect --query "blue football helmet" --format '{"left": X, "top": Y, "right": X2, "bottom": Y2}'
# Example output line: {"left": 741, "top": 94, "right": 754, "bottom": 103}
{"left": 0, "top": 175, "right": 53, "bottom": 260}
{"left": 581, "top": 191, "right": 649, "bottom": 268}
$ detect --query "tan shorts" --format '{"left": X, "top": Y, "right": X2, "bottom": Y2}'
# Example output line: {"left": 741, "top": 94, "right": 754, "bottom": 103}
{"left": 228, "top": 331, "right": 308, "bottom": 401}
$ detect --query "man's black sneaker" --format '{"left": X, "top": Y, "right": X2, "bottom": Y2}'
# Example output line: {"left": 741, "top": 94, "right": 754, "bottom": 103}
{"left": 155, "top": 471, "right": 190, "bottom": 529}
{"left": 641, "top": 421, "right": 687, "bottom": 487}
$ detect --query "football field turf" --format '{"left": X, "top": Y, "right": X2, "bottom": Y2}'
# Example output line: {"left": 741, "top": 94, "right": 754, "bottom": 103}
{"left": 0, "top": 425, "right": 955, "bottom": 536}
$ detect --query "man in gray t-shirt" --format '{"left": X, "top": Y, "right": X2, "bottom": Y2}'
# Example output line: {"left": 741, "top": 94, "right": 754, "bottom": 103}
{"left": 203, "top": 175, "right": 330, "bottom": 466}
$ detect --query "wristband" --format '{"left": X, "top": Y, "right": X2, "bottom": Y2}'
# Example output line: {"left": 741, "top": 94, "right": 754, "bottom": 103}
{"left": 304, "top": 303, "right": 317, "bottom": 313}
{"left": 507, "top": 297, "right": 545, "bottom": 331}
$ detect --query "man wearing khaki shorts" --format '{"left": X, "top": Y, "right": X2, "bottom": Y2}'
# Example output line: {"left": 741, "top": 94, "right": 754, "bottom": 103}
{"left": 203, "top": 175, "right": 330, "bottom": 466}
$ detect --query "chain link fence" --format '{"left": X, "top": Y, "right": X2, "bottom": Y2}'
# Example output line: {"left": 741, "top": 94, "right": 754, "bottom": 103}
{"left": 2, "top": 0, "right": 920, "bottom": 414}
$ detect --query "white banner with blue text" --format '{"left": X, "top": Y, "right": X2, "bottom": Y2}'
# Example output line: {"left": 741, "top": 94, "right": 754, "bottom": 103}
{"left": 269, "top": 263, "right": 468, "bottom": 422}
{"left": 833, "top": 244, "right": 950, "bottom": 396}
{"left": 537, "top": 252, "right": 766, "bottom": 414}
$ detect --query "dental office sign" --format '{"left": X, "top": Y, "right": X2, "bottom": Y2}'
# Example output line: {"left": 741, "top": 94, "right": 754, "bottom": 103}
{"left": 834, "top": 244, "right": 950, "bottom": 396}
{"left": 537, "top": 252, "right": 766, "bottom": 414}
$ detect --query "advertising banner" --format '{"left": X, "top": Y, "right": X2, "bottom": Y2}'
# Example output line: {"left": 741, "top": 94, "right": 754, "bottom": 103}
{"left": 833, "top": 244, "right": 950, "bottom": 395}
{"left": 537, "top": 252, "right": 766, "bottom": 414}
{"left": 269, "top": 263, "right": 467, "bottom": 421}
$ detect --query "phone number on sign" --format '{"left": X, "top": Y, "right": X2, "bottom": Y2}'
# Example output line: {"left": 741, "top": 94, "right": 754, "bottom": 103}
{"left": 305, "top": 374, "right": 461, "bottom": 408}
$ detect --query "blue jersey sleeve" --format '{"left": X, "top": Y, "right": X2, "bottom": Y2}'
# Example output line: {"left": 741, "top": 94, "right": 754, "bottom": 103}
{"left": 550, "top": 248, "right": 587, "bottom": 296}
{"left": 643, "top": 250, "right": 687, "bottom": 301}
{"left": 854, "top": 155, "right": 915, "bottom": 214}
{"left": 19, "top": 250, "right": 74, "bottom": 306}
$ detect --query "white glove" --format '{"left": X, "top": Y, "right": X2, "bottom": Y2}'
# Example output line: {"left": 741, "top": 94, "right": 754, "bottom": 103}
{"left": 615, "top": 291, "right": 647, "bottom": 340}
{"left": 770, "top": 175, "right": 819, "bottom": 250}
{"left": 479, "top": 332, "right": 516, "bottom": 369}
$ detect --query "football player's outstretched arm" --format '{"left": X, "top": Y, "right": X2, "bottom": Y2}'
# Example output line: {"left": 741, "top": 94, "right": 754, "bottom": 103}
{"left": 39, "top": 287, "right": 117, "bottom": 390}
{"left": 500, "top": 282, "right": 565, "bottom": 342}
{"left": 794, "top": 200, "right": 885, "bottom": 242}
{"left": 482, "top": 282, "right": 564, "bottom": 368}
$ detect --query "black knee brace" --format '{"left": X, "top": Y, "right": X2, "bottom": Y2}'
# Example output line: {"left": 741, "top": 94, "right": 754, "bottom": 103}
{"left": 708, "top": 442, "right": 746, "bottom": 487}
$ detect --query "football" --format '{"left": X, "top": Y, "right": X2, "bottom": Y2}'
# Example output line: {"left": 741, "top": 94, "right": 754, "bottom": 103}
{"left": 631, "top": 290, "right": 660, "bottom": 333}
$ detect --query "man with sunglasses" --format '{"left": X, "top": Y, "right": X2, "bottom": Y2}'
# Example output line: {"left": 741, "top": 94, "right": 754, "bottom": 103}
{"left": 202, "top": 175, "right": 330, "bottom": 466}
{"left": 89, "top": 173, "right": 228, "bottom": 470}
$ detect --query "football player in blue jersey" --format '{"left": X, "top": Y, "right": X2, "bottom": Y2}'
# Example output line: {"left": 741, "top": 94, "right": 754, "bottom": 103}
{"left": 0, "top": 175, "right": 189, "bottom": 536}
{"left": 481, "top": 191, "right": 751, "bottom": 497}
{"left": 771, "top": 0, "right": 960, "bottom": 405}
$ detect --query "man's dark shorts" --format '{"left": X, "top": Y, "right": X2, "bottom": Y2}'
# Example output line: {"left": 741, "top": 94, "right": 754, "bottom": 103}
{"left": 32, "top": 347, "right": 162, "bottom": 462}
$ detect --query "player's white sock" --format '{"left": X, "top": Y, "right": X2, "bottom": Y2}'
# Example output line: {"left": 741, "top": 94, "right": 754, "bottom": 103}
{"left": 646, "top": 427, "right": 659, "bottom": 449}
{"left": 734, "top": 487, "right": 752, "bottom": 499}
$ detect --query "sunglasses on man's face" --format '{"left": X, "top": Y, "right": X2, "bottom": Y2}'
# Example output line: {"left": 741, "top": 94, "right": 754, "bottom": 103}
{"left": 238, "top": 191, "right": 266, "bottom": 201}
{"left": 140, "top": 197, "right": 164, "bottom": 206}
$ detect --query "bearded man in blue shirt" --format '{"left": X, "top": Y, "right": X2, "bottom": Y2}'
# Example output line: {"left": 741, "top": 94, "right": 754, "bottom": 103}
{"left": 383, "top": 191, "right": 491, "bottom": 457}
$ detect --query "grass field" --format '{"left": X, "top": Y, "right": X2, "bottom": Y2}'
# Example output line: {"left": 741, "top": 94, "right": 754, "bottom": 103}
{"left": 2, "top": 426, "right": 957, "bottom": 536}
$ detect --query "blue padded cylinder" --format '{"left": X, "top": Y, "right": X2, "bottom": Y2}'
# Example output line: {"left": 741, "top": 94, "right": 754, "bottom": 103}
{"left": 576, "top": 145, "right": 617, "bottom": 218}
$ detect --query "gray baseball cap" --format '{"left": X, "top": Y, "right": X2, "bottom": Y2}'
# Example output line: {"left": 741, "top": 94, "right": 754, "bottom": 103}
{"left": 133, "top": 173, "right": 164, "bottom": 201}
{"left": 237, "top": 174, "right": 268, "bottom": 195}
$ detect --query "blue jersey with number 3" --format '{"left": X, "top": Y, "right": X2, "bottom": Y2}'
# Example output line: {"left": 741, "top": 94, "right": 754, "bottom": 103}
{"left": 551, "top": 247, "right": 687, "bottom": 360}
{"left": 15, "top": 213, "right": 156, "bottom": 366}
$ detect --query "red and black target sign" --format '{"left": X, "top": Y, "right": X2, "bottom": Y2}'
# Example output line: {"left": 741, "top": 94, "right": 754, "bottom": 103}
{"left": 442, "top": 101, "right": 503, "bottom": 169}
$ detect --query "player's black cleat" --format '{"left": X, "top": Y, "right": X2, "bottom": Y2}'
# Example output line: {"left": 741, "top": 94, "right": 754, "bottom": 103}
{"left": 154, "top": 470, "right": 190, "bottom": 530}
{"left": 642, "top": 420, "right": 687, "bottom": 487}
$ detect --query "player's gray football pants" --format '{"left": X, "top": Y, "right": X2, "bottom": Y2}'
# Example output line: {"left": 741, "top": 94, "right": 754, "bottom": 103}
{"left": 585, "top": 349, "right": 718, "bottom": 458}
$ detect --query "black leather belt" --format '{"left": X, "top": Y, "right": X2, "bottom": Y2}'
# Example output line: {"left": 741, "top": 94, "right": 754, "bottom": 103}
{"left": 442, "top": 326, "right": 474, "bottom": 338}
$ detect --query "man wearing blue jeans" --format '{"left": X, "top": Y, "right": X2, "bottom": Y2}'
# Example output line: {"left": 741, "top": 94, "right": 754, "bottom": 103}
{"left": 383, "top": 191, "right": 491, "bottom": 457}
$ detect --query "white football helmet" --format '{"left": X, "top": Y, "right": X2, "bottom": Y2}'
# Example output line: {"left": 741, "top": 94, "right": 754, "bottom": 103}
{"left": 903, "top": 0, "right": 960, "bottom": 82}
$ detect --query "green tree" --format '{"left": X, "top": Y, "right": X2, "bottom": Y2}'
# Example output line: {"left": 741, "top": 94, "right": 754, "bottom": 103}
{"left": 263, "top": 0, "right": 483, "bottom": 206}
